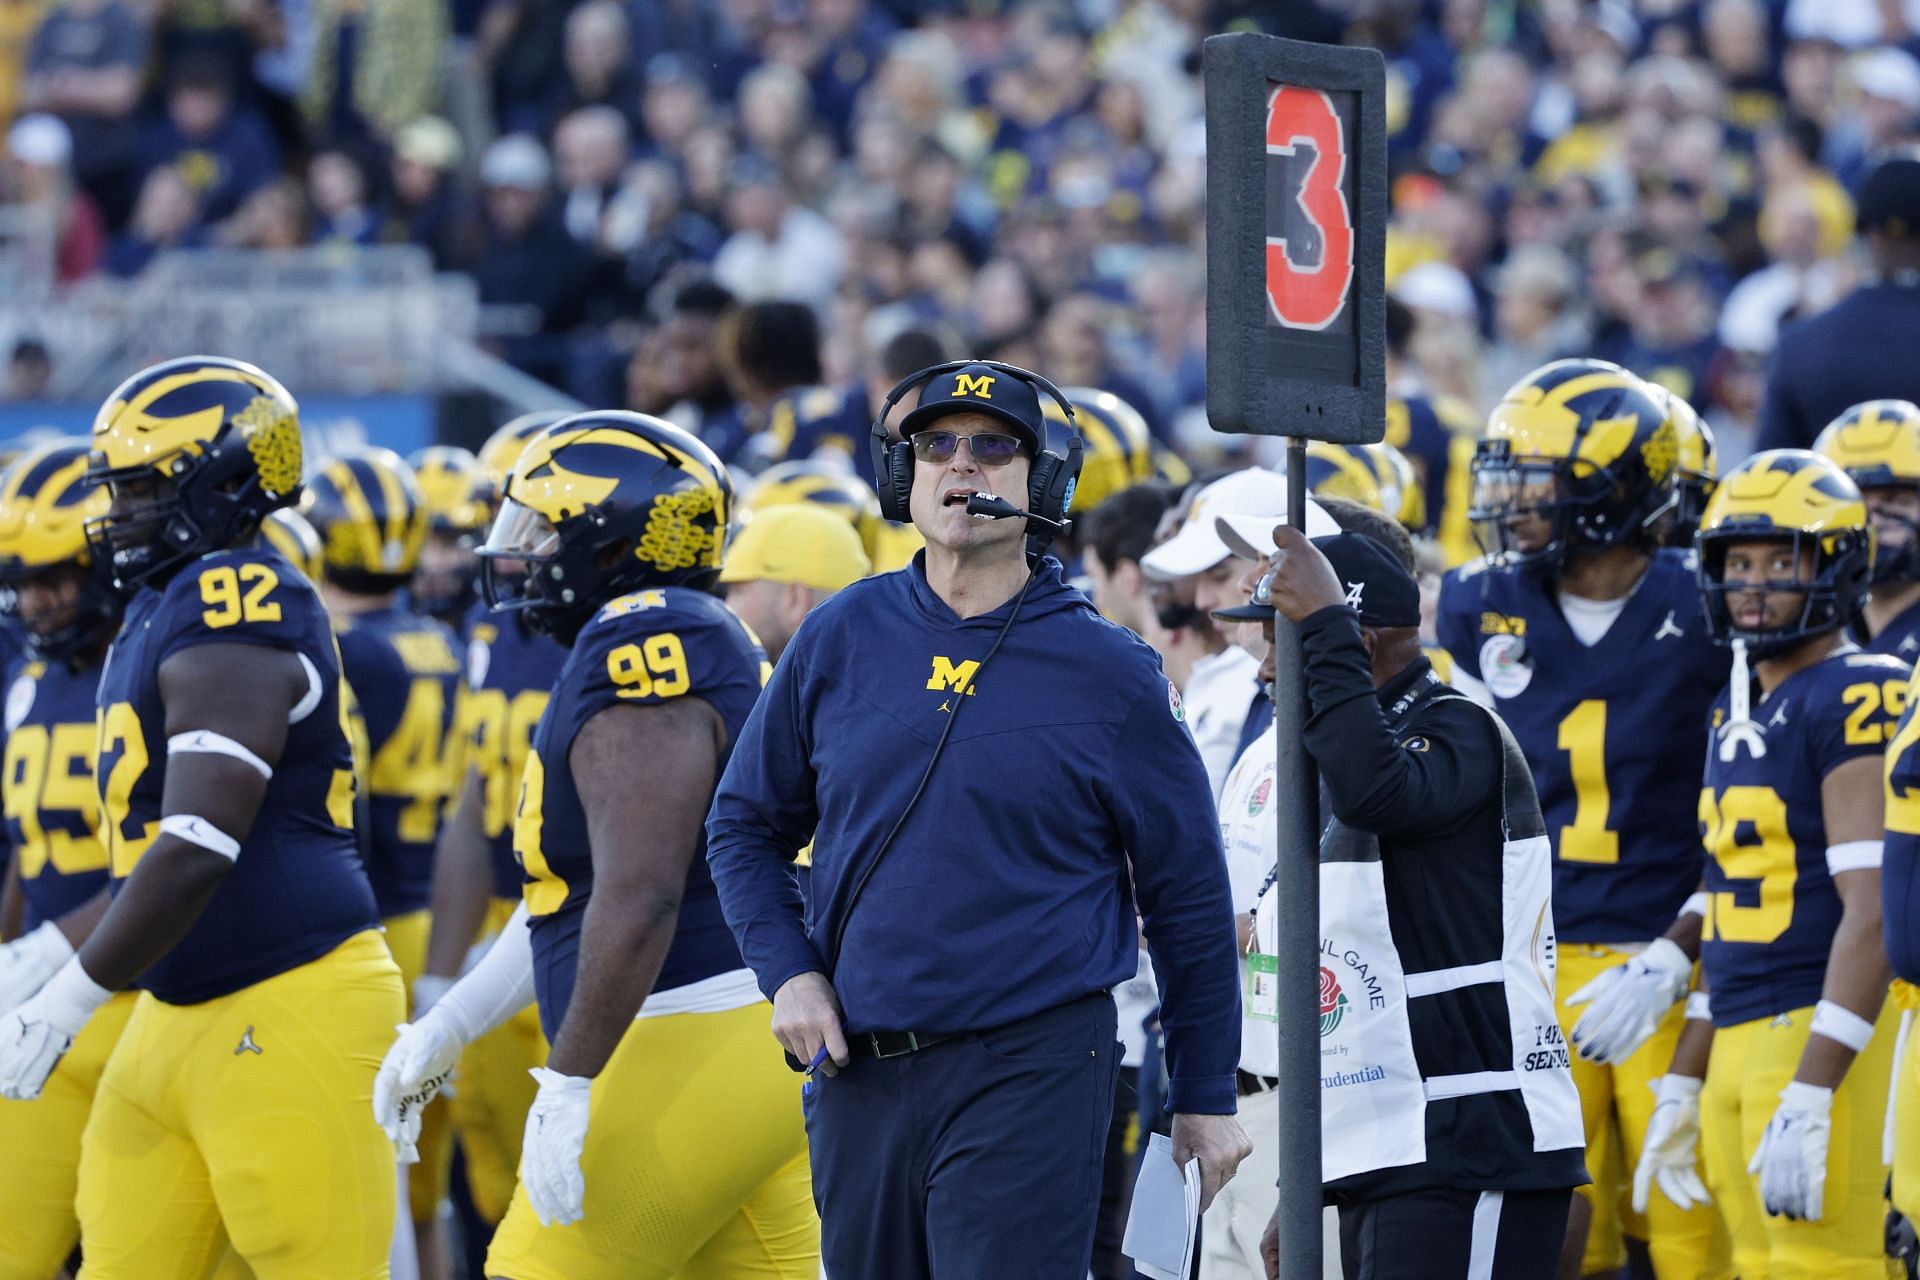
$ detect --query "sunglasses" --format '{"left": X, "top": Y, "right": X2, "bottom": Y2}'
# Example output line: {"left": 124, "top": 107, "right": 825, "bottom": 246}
{"left": 911, "top": 429, "right": 1025, "bottom": 467}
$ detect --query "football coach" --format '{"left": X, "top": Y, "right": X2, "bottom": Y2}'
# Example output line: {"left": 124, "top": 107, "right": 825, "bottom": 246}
{"left": 707, "top": 360, "right": 1249, "bottom": 1279}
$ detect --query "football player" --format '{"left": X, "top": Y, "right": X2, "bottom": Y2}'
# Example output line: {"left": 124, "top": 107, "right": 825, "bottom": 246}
{"left": 412, "top": 412, "right": 568, "bottom": 1227}
{"left": 408, "top": 444, "right": 489, "bottom": 628}
{"left": 1884, "top": 585, "right": 1920, "bottom": 1274}
{"left": 1436, "top": 358, "right": 1732, "bottom": 1279}
{"left": 303, "top": 446, "right": 464, "bottom": 1268}
{"left": 1636, "top": 449, "right": 1899, "bottom": 1277}
{"left": 0, "top": 440, "right": 126, "bottom": 1274}
{"left": 374, "top": 413, "right": 817, "bottom": 1278}
{"left": 0, "top": 356, "right": 402, "bottom": 1275}
{"left": 748, "top": 460, "right": 921, "bottom": 576}
{"left": 1652, "top": 387, "right": 1719, "bottom": 550}
{"left": 1812, "top": 400, "right": 1920, "bottom": 660}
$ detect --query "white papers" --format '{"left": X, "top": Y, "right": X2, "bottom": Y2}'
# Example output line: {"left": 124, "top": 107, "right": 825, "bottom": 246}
{"left": 1122, "top": 1132, "right": 1201, "bottom": 1280}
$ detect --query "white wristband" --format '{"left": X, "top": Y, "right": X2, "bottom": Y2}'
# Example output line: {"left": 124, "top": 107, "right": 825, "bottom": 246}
{"left": 1810, "top": 998, "right": 1876, "bottom": 1053}
{"left": 1826, "top": 840, "right": 1883, "bottom": 875}
{"left": 167, "top": 730, "right": 272, "bottom": 780}
{"left": 1686, "top": 991, "right": 1712, "bottom": 1021}
{"left": 1681, "top": 892, "right": 1709, "bottom": 919}
{"left": 158, "top": 814, "right": 242, "bottom": 861}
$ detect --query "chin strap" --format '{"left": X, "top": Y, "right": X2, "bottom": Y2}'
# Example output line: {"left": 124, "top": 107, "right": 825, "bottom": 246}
{"left": 1718, "top": 638, "right": 1767, "bottom": 762}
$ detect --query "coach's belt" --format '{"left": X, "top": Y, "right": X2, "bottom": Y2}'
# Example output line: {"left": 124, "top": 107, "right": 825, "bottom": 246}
{"left": 850, "top": 1029, "right": 960, "bottom": 1060}
{"left": 1237, "top": 1069, "right": 1279, "bottom": 1096}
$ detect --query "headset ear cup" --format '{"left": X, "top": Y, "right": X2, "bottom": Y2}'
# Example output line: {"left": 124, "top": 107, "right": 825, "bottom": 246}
{"left": 1028, "top": 454, "right": 1060, "bottom": 524}
{"left": 870, "top": 429, "right": 911, "bottom": 523}
{"left": 885, "top": 440, "right": 916, "bottom": 523}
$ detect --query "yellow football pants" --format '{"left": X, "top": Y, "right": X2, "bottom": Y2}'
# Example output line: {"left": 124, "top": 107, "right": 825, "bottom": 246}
{"left": 1891, "top": 983, "right": 1920, "bottom": 1222}
{"left": 0, "top": 991, "right": 135, "bottom": 1280}
{"left": 448, "top": 897, "right": 546, "bottom": 1224}
{"left": 1700, "top": 1002, "right": 1898, "bottom": 1280}
{"left": 74, "top": 930, "right": 405, "bottom": 1280}
{"left": 1556, "top": 943, "right": 1732, "bottom": 1279}
{"left": 382, "top": 909, "right": 455, "bottom": 1225}
{"left": 485, "top": 999, "right": 817, "bottom": 1280}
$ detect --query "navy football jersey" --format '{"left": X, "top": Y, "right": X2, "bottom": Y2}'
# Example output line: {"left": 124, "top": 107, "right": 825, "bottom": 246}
{"left": 1885, "top": 664, "right": 1920, "bottom": 982}
{"left": 95, "top": 547, "right": 378, "bottom": 1004}
{"left": 1701, "top": 649, "right": 1906, "bottom": 1026}
{"left": 460, "top": 600, "right": 566, "bottom": 902}
{"left": 515, "top": 587, "right": 767, "bottom": 1040}
{"left": 2, "top": 656, "right": 107, "bottom": 930}
{"left": 1384, "top": 388, "right": 1477, "bottom": 560}
{"left": 1866, "top": 598, "right": 1920, "bottom": 664}
{"left": 336, "top": 604, "right": 462, "bottom": 918}
{"left": 770, "top": 383, "right": 876, "bottom": 484}
{"left": 1437, "top": 549, "right": 1730, "bottom": 941}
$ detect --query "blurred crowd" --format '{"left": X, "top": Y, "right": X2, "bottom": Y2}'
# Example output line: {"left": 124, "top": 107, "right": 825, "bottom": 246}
{"left": 6, "top": 0, "right": 1920, "bottom": 486}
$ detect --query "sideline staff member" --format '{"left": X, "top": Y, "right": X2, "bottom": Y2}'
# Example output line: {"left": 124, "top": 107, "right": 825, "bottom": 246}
{"left": 1246, "top": 526, "right": 1587, "bottom": 1280}
{"left": 707, "top": 362, "right": 1249, "bottom": 1278}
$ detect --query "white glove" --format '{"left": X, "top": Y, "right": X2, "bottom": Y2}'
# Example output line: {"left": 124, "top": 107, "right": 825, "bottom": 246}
{"left": 1749, "top": 1080, "right": 1834, "bottom": 1221}
{"left": 521, "top": 1067, "right": 593, "bottom": 1227}
{"left": 0, "top": 920, "right": 75, "bottom": 1016}
{"left": 1632, "top": 1074, "right": 1711, "bottom": 1213}
{"left": 1567, "top": 938, "right": 1692, "bottom": 1064}
{"left": 0, "top": 956, "right": 110, "bottom": 1100}
{"left": 372, "top": 908, "right": 537, "bottom": 1160}
{"left": 372, "top": 1009, "right": 465, "bottom": 1163}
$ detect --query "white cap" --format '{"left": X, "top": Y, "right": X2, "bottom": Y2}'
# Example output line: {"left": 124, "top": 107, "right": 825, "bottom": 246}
{"left": 1215, "top": 504, "right": 1339, "bottom": 564}
{"left": 1857, "top": 47, "right": 1920, "bottom": 111}
{"left": 481, "top": 134, "right": 551, "bottom": 190}
{"left": 1391, "top": 260, "right": 1478, "bottom": 322}
{"left": 7, "top": 114, "right": 70, "bottom": 168}
{"left": 1141, "top": 468, "right": 1337, "bottom": 579}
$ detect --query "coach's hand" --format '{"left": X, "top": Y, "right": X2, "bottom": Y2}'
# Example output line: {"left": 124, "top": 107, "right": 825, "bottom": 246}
{"left": 1260, "top": 1205, "right": 1280, "bottom": 1279}
{"left": 1262, "top": 525, "right": 1345, "bottom": 623}
{"left": 773, "top": 971, "right": 850, "bottom": 1077}
{"left": 1172, "top": 1111, "right": 1252, "bottom": 1213}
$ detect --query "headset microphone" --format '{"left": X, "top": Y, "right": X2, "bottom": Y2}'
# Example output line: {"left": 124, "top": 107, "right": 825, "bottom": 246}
{"left": 964, "top": 492, "right": 1073, "bottom": 536}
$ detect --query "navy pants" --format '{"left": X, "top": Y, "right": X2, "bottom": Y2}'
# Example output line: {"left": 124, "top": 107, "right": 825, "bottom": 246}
{"left": 1337, "top": 1186, "right": 1573, "bottom": 1280}
{"left": 807, "top": 991, "right": 1121, "bottom": 1279}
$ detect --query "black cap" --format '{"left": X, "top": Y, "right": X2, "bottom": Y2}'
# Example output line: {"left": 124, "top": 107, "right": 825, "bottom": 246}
{"left": 896, "top": 363, "right": 1046, "bottom": 455}
{"left": 1858, "top": 153, "right": 1920, "bottom": 238}
{"left": 1213, "top": 532, "right": 1422, "bottom": 627}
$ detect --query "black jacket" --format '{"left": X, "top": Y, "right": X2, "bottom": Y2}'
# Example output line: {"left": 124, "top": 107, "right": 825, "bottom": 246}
{"left": 1300, "top": 606, "right": 1588, "bottom": 1199}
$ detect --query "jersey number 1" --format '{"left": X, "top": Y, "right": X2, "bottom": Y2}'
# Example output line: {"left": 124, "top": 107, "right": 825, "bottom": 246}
{"left": 1557, "top": 700, "right": 1618, "bottom": 864}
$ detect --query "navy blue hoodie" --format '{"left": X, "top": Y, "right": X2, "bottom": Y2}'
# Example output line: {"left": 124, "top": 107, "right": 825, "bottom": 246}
{"left": 707, "top": 555, "right": 1241, "bottom": 1114}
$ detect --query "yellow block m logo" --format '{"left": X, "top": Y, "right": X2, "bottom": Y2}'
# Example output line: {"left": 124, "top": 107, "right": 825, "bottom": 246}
{"left": 953, "top": 373, "right": 995, "bottom": 400}
{"left": 927, "top": 656, "right": 980, "bottom": 694}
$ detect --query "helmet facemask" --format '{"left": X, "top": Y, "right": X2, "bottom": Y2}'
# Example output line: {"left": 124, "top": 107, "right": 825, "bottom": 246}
{"left": 1696, "top": 526, "right": 1869, "bottom": 658}
{"left": 1862, "top": 484, "right": 1920, "bottom": 583}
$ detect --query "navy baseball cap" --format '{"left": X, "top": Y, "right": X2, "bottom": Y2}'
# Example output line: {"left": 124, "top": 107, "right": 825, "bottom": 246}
{"left": 1213, "top": 532, "right": 1422, "bottom": 627}
{"left": 896, "top": 363, "right": 1046, "bottom": 456}
{"left": 1859, "top": 152, "right": 1920, "bottom": 238}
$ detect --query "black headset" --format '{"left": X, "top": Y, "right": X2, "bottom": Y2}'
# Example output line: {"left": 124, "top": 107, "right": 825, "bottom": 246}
{"left": 868, "top": 359, "right": 1085, "bottom": 537}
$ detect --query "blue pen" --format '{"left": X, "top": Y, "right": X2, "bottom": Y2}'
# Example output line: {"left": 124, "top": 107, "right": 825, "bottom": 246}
{"left": 801, "top": 1045, "right": 828, "bottom": 1100}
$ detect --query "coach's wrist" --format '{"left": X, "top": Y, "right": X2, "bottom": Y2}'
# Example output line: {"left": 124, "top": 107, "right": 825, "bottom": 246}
{"left": 1167, "top": 1074, "right": 1238, "bottom": 1116}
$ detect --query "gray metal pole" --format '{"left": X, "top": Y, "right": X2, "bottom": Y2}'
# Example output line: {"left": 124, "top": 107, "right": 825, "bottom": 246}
{"left": 1271, "top": 435, "right": 1323, "bottom": 1273}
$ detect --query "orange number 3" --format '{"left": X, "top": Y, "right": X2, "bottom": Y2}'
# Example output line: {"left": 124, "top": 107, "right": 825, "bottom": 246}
{"left": 1265, "top": 86, "right": 1355, "bottom": 331}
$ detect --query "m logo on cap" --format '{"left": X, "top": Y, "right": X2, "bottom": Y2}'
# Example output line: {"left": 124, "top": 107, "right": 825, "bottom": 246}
{"left": 953, "top": 373, "right": 995, "bottom": 400}
{"left": 1344, "top": 580, "right": 1365, "bottom": 610}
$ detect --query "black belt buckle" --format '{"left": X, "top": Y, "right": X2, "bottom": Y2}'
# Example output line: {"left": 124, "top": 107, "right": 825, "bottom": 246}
{"left": 869, "top": 1030, "right": 923, "bottom": 1059}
